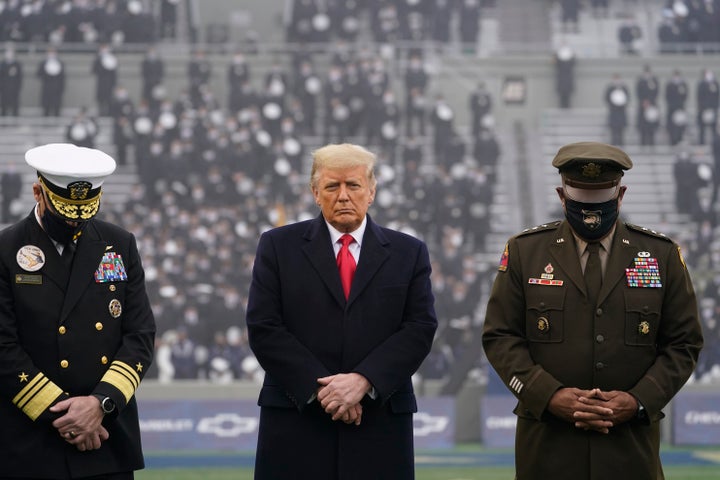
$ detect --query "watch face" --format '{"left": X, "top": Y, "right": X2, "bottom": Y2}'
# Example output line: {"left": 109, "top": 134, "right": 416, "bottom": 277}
{"left": 102, "top": 397, "right": 116, "bottom": 413}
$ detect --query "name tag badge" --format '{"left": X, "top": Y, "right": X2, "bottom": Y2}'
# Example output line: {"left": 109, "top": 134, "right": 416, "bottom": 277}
{"left": 16, "top": 274, "right": 42, "bottom": 285}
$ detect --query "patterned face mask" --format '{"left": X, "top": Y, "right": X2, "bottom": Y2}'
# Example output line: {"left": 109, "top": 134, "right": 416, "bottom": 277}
{"left": 564, "top": 197, "right": 619, "bottom": 241}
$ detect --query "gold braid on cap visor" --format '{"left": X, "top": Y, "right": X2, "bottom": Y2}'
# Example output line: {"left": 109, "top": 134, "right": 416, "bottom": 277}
{"left": 38, "top": 176, "right": 102, "bottom": 221}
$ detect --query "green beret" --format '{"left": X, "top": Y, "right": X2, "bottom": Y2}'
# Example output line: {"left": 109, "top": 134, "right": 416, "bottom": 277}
{"left": 552, "top": 142, "right": 633, "bottom": 189}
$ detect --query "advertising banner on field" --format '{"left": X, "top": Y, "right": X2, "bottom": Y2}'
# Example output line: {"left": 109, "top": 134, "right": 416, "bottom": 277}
{"left": 480, "top": 395, "right": 517, "bottom": 448}
{"left": 672, "top": 390, "right": 720, "bottom": 445}
{"left": 138, "top": 396, "right": 455, "bottom": 451}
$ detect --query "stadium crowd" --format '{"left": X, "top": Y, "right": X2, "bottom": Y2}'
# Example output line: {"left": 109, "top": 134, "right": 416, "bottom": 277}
{"left": 0, "top": 0, "right": 719, "bottom": 387}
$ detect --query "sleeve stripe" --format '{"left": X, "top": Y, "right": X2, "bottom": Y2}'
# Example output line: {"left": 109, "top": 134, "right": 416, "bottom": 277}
{"left": 12, "top": 373, "right": 63, "bottom": 421}
{"left": 100, "top": 361, "right": 140, "bottom": 402}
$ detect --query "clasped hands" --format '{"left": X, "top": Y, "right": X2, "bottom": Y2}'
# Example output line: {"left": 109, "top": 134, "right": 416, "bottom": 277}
{"left": 316, "top": 372, "right": 371, "bottom": 426}
{"left": 49, "top": 395, "right": 108, "bottom": 451}
{"left": 548, "top": 387, "right": 638, "bottom": 434}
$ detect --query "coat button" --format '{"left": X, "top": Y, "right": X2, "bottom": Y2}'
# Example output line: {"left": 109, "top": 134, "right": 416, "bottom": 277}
{"left": 95, "top": 322, "right": 104, "bottom": 331}
{"left": 101, "top": 356, "right": 108, "bottom": 364}
{"left": 595, "top": 362, "right": 605, "bottom": 370}
{"left": 58, "top": 326, "right": 66, "bottom": 335}
{"left": 596, "top": 308, "right": 603, "bottom": 316}
{"left": 109, "top": 284, "right": 116, "bottom": 292}
{"left": 60, "top": 360, "right": 69, "bottom": 369}
{"left": 596, "top": 334, "right": 604, "bottom": 343}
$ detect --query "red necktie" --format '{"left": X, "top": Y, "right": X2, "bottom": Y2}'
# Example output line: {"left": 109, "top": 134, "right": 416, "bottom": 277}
{"left": 337, "top": 234, "right": 356, "bottom": 299}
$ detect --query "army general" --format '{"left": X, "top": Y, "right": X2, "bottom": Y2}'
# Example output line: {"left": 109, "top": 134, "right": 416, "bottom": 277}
{"left": 482, "top": 141, "right": 703, "bottom": 480}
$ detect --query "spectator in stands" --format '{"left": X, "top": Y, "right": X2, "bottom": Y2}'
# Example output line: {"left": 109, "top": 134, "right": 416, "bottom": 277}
{"left": 483, "top": 141, "right": 704, "bottom": 480}
{"left": 141, "top": 46, "right": 165, "bottom": 104}
{"left": 188, "top": 49, "right": 212, "bottom": 108}
{"left": 560, "top": 0, "right": 580, "bottom": 33}
{"left": 618, "top": 17, "right": 642, "bottom": 55}
{"left": 711, "top": 125, "right": 720, "bottom": 204}
{"left": 635, "top": 65, "right": 659, "bottom": 131}
{"left": 246, "top": 143, "right": 437, "bottom": 479}
{"left": 673, "top": 149, "right": 707, "bottom": 220}
{"left": 604, "top": 73, "right": 630, "bottom": 146}
{"left": 665, "top": 69, "right": 689, "bottom": 145}
{"left": 91, "top": 44, "right": 119, "bottom": 116}
{"left": 65, "top": 106, "right": 99, "bottom": 149}
{"left": 469, "top": 81, "right": 493, "bottom": 136}
{"left": 37, "top": 47, "right": 65, "bottom": 117}
{"left": 459, "top": 0, "right": 482, "bottom": 54}
{"left": 0, "top": 163, "right": 22, "bottom": 223}
{"left": 159, "top": 0, "right": 179, "bottom": 40}
{"left": 553, "top": 43, "right": 576, "bottom": 109}
{"left": 430, "top": 0, "right": 453, "bottom": 50}
{"left": 696, "top": 68, "right": 719, "bottom": 145}
{"left": 0, "top": 45, "right": 22, "bottom": 116}
{"left": 404, "top": 53, "right": 429, "bottom": 135}
{"left": 638, "top": 99, "right": 660, "bottom": 148}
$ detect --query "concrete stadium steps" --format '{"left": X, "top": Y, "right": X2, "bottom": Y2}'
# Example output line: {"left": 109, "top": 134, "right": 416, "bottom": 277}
{"left": 536, "top": 108, "right": 711, "bottom": 234}
{"left": 0, "top": 112, "right": 137, "bottom": 225}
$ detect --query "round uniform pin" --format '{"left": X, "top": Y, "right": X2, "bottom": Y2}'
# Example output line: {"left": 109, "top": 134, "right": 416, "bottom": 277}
{"left": 638, "top": 321, "right": 650, "bottom": 335}
{"left": 108, "top": 299, "right": 122, "bottom": 318}
{"left": 16, "top": 245, "right": 46, "bottom": 272}
{"left": 537, "top": 317, "right": 550, "bottom": 332}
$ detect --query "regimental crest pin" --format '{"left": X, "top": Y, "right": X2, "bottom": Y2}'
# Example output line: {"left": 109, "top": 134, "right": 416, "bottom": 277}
{"left": 108, "top": 299, "right": 122, "bottom": 318}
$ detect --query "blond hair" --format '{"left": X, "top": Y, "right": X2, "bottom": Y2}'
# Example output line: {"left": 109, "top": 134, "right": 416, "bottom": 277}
{"left": 310, "top": 143, "right": 377, "bottom": 189}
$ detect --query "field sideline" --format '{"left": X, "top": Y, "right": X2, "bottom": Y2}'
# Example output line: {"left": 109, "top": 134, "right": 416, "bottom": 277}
{"left": 136, "top": 446, "right": 720, "bottom": 479}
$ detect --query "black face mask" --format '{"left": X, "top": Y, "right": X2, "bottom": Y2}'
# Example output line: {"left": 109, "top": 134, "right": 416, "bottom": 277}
{"left": 564, "top": 197, "right": 619, "bottom": 241}
{"left": 41, "top": 208, "right": 82, "bottom": 245}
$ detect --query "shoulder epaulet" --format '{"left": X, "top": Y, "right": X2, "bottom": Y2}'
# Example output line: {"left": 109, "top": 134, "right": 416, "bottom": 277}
{"left": 517, "top": 221, "right": 562, "bottom": 237}
{"left": 625, "top": 223, "right": 674, "bottom": 242}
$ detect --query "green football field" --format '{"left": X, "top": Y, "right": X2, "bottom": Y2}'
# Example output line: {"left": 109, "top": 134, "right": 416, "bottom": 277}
{"left": 135, "top": 446, "right": 720, "bottom": 479}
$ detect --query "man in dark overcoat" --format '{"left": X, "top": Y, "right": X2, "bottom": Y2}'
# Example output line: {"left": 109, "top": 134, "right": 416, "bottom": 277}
{"left": 0, "top": 143, "right": 156, "bottom": 479}
{"left": 483, "top": 142, "right": 703, "bottom": 480}
{"left": 246, "top": 143, "right": 437, "bottom": 479}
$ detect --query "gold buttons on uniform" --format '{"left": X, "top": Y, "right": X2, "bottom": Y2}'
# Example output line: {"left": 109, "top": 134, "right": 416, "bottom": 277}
{"left": 60, "top": 360, "right": 69, "bottom": 369}
{"left": 638, "top": 321, "right": 650, "bottom": 335}
{"left": 58, "top": 326, "right": 66, "bottom": 335}
{"left": 95, "top": 322, "right": 104, "bottom": 331}
{"left": 101, "top": 356, "right": 108, "bottom": 364}
{"left": 109, "top": 285, "right": 116, "bottom": 292}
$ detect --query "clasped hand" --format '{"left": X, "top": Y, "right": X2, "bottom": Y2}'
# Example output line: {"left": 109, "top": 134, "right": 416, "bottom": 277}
{"left": 548, "top": 387, "right": 638, "bottom": 434}
{"left": 316, "top": 373, "right": 370, "bottom": 426}
{"left": 50, "top": 395, "right": 109, "bottom": 451}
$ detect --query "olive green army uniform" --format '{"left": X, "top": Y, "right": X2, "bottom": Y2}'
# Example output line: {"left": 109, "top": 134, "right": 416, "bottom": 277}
{"left": 483, "top": 219, "right": 703, "bottom": 480}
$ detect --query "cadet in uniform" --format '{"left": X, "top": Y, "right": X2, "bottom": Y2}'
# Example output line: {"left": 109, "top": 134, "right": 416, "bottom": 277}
{"left": 482, "top": 142, "right": 703, "bottom": 480}
{"left": 0, "top": 143, "right": 155, "bottom": 479}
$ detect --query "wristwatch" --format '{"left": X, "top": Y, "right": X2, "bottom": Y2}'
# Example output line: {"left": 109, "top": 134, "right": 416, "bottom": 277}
{"left": 93, "top": 394, "right": 116, "bottom": 415}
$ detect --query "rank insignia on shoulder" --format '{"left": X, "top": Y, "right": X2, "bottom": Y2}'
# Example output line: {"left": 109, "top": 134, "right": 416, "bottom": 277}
{"left": 95, "top": 252, "right": 128, "bottom": 283}
{"left": 498, "top": 243, "right": 509, "bottom": 272}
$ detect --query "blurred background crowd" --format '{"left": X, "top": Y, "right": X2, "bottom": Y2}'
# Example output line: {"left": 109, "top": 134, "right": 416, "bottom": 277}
{"left": 0, "top": 0, "right": 719, "bottom": 392}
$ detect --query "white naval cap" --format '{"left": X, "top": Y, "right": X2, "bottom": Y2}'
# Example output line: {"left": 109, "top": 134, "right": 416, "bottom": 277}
{"left": 25, "top": 143, "right": 116, "bottom": 221}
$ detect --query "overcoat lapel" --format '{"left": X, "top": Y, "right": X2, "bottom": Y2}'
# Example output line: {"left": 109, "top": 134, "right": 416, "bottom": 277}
{"left": 347, "top": 218, "right": 389, "bottom": 305}
{"left": 60, "top": 223, "right": 107, "bottom": 322}
{"left": 302, "top": 216, "right": 346, "bottom": 306}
